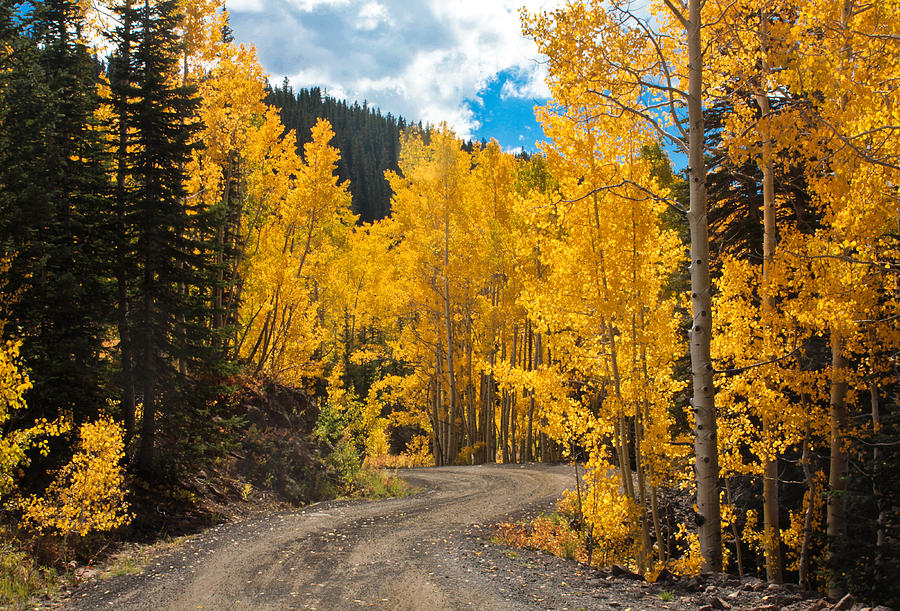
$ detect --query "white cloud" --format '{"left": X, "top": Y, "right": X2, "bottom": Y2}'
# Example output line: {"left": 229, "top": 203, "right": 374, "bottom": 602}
{"left": 499, "top": 66, "right": 551, "bottom": 101}
{"left": 356, "top": 1, "right": 392, "bottom": 30}
{"left": 289, "top": 0, "right": 352, "bottom": 10}
{"left": 227, "top": 0, "right": 565, "bottom": 139}
{"left": 226, "top": 0, "right": 266, "bottom": 12}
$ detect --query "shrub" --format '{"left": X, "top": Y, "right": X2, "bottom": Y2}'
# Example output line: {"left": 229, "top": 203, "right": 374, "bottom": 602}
{"left": 0, "top": 340, "right": 70, "bottom": 503}
{"left": 0, "top": 534, "right": 58, "bottom": 609}
{"left": 18, "top": 417, "right": 130, "bottom": 537}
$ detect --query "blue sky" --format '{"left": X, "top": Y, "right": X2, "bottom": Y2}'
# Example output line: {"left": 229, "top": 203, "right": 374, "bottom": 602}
{"left": 464, "top": 69, "right": 545, "bottom": 152}
{"left": 225, "top": 0, "right": 562, "bottom": 153}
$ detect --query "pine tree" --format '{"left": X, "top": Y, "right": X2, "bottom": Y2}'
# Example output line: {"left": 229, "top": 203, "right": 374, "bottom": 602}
{"left": 0, "top": 0, "right": 112, "bottom": 427}
{"left": 265, "top": 83, "right": 404, "bottom": 223}
{"left": 112, "top": 0, "right": 202, "bottom": 478}
{"left": 106, "top": 0, "right": 139, "bottom": 441}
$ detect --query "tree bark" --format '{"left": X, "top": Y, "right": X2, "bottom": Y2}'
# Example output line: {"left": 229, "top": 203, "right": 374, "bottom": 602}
{"left": 525, "top": 323, "right": 535, "bottom": 463}
{"left": 501, "top": 329, "right": 510, "bottom": 463}
{"left": 443, "top": 218, "right": 458, "bottom": 465}
{"left": 651, "top": 485, "right": 665, "bottom": 562}
{"left": 137, "top": 261, "right": 157, "bottom": 478}
{"left": 114, "top": 1, "right": 135, "bottom": 443}
{"left": 687, "top": 0, "right": 722, "bottom": 571}
{"left": 754, "top": 9, "right": 784, "bottom": 580}
{"left": 430, "top": 376, "right": 440, "bottom": 466}
{"left": 827, "top": 328, "right": 849, "bottom": 598}
{"left": 757, "top": 93, "right": 783, "bottom": 584}
{"left": 799, "top": 418, "right": 814, "bottom": 590}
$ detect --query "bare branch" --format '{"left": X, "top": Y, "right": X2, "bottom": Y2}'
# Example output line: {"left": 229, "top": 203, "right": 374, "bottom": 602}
{"left": 714, "top": 346, "right": 802, "bottom": 376}
{"left": 557, "top": 179, "right": 687, "bottom": 215}
{"left": 585, "top": 88, "right": 688, "bottom": 152}
{"left": 660, "top": 0, "right": 688, "bottom": 27}
{"left": 616, "top": 6, "right": 690, "bottom": 139}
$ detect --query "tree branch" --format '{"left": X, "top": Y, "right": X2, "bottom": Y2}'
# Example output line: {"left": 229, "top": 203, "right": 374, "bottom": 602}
{"left": 713, "top": 346, "right": 801, "bottom": 376}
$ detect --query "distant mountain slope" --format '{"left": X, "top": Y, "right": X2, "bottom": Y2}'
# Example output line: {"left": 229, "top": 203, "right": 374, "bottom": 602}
{"left": 266, "top": 82, "right": 408, "bottom": 223}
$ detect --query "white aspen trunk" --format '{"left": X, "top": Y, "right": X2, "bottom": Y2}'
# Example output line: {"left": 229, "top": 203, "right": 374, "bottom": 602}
{"left": 826, "top": 2, "right": 854, "bottom": 597}
{"left": 501, "top": 328, "right": 510, "bottom": 463}
{"left": 755, "top": 11, "right": 783, "bottom": 581}
{"left": 651, "top": 485, "right": 665, "bottom": 563}
{"left": 510, "top": 327, "right": 519, "bottom": 463}
{"left": 827, "top": 329, "right": 849, "bottom": 598}
{"left": 687, "top": 0, "right": 722, "bottom": 571}
{"left": 525, "top": 323, "right": 534, "bottom": 462}
{"left": 799, "top": 417, "right": 814, "bottom": 590}
{"left": 757, "top": 94, "right": 783, "bottom": 585}
{"left": 443, "top": 220, "right": 458, "bottom": 465}
{"left": 607, "top": 322, "right": 635, "bottom": 501}
{"left": 431, "top": 375, "right": 442, "bottom": 467}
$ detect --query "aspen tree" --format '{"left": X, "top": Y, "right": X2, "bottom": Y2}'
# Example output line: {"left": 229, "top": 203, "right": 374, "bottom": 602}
{"left": 186, "top": 40, "right": 269, "bottom": 348}
{"left": 705, "top": 0, "right": 899, "bottom": 592}
{"left": 523, "top": 0, "right": 726, "bottom": 569}
{"left": 703, "top": 0, "right": 806, "bottom": 582}
{"left": 774, "top": 0, "right": 900, "bottom": 593}
{"left": 384, "top": 128, "right": 475, "bottom": 464}
{"left": 239, "top": 119, "right": 354, "bottom": 384}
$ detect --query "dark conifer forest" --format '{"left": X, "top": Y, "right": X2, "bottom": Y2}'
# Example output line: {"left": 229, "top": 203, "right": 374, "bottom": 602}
{"left": 266, "top": 83, "right": 403, "bottom": 223}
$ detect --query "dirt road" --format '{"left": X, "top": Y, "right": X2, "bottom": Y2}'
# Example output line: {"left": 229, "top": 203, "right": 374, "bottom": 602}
{"left": 61, "top": 463, "right": 836, "bottom": 611}
{"left": 64, "top": 464, "right": 581, "bottom": 610}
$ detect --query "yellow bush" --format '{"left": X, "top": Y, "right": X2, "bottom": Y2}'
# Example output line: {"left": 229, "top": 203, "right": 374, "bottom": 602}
{"left": 19, "top": 417, "right": 131, "bottom": 537}
{"left": 670, "top": 523, "right": 704, "bottom": 576}
{"left": 0, "top": 340, "right": 70, "bottom": 502}
{"left": 402, "top": 434, "right": 433, "bottom": 467}
{"left": 363, "top": 433, "right": 433, "bottom": 469}
{"left": 576, "top": 461, "right": 641, "bottom": 567}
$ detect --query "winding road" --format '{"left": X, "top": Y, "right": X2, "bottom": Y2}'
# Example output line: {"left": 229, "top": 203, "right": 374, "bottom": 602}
{"left": 64, "top": 464, "right": 578, "bottom": 610}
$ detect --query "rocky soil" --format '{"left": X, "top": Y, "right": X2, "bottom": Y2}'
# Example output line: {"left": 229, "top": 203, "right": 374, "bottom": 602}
{"left": 36, "top": 464, "right": 890, "bottom": 611}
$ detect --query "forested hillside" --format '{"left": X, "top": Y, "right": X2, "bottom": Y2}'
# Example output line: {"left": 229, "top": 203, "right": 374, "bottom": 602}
{"left": 264, "top": 84, "right": 495, "bottom": 223}
{"left": 0, "top": 0, "right": 898, "bottom": 609}
{"left": 266, "top": 84, "right": 404, "bottom": 223}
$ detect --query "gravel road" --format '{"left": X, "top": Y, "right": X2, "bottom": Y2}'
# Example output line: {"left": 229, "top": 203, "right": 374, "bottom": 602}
{"left": 59, "top": 464, "right": 837, "bottom": 611}
{"left": 63, "top": 463, "right": 582, "bottom": 611}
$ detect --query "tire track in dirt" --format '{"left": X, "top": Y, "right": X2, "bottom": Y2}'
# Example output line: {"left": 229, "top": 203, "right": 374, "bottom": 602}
{"left": 62, "top": 464, "right": 576, "bottom": 611}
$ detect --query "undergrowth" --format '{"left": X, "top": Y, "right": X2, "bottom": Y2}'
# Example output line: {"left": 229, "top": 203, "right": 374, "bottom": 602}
{"left": 493, "top": 512, "right": 594, "bottom": 564}
{"left": 492, "top": 505, "right": 684, "bottom": 581}
{"left": 346, "top": 468, "right": 417, "bottom": 499}
{"left": 0, "top": 531, "right": 61, "bottom": 610}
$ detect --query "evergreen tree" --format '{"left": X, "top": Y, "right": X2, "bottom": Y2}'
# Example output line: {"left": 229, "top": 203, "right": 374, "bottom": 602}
{"left": 0, "top": 0, "right": 112, "bottom": 427}
{"left": 106, "top": 0, "right": 139, "bottom": 441}
{"left": 706, "top": 98, "right": 819, "bottom": 264}
{"left": 111, "top": 0, "right": 202, "bottom": 478}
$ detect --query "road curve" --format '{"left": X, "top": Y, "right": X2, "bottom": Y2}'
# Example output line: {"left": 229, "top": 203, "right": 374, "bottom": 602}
{"left": 64, "top": 463, "right": 576, "bottom": 611}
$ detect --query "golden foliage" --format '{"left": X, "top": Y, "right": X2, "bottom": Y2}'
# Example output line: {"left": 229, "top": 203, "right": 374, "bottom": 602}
{"left": 18, "top": 417, "right": 130, "bottom": 537}
{"left": 0, "top": 341, "right": 71, "bottom": 503}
